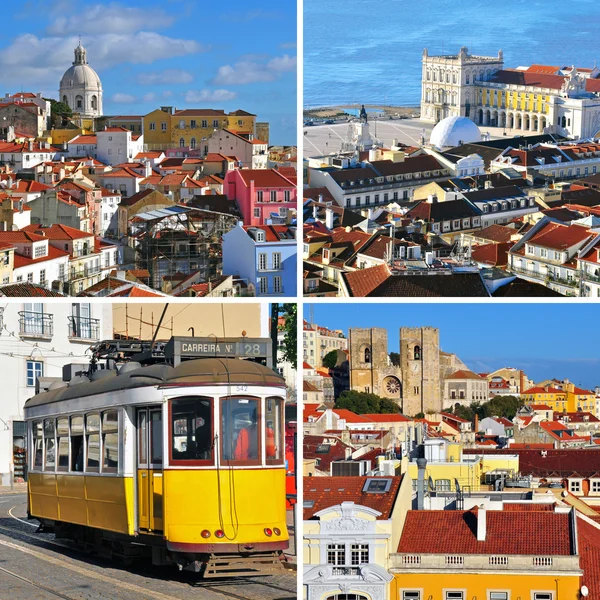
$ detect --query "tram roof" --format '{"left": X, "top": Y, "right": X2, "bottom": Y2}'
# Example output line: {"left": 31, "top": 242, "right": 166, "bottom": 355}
{"left": 24, "top": 358, "right": 285, "bottom": 410}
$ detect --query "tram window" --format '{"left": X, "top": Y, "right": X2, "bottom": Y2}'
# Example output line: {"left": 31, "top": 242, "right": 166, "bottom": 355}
{"left": 56, "top": 418, "right": 69, "bottom": 471}
{"left": 86, "top": 414, "right": 100, "bottom": 472}
{"left": 150, "top": 411, "right": 162, "bottom": 465}
{"left": 32, "top": 420, "right": 43, "bottom": 469}
{"left": 44, "top": 419, "right": 55, "bottom": 470}
{"left": 138, "top": 411, "right": 148, "bottom": 464}
{"left": 171, "top": 397, "right": 213, "bottom": 462}
{"left": 265, "top": 397, "right": 284, "bottom": 464}
{"left": 70, "top": 415, "right": 84, "bottom": 472}
{"left": 221, "top": 397, "right": 260, "bottom": 463}
{"left": 102, "top": 411, "right": 119, "bottom": 473}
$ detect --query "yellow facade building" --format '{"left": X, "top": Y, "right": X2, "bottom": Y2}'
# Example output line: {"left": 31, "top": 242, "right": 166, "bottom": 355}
{"left": 523, "top": 383, "right": 597, "bottom": 415}
{"left": 142, "top": 107, "right": 257, "bottom": 152}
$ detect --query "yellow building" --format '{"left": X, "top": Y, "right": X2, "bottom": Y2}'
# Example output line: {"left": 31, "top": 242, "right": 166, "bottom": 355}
{"left": 142, "top": 107, "right": 257, "bottom": 152}
{"left": 48, "top": 127, "right": 91, "bottom": 145}
{"left": 390, "top": 505, "right": 589, "bottom": 599}
{"left": 523, "top": 383, "right": 597, "bottom": 415}
{"left": 0, "top": 241, "right": 14, "bottom": 284}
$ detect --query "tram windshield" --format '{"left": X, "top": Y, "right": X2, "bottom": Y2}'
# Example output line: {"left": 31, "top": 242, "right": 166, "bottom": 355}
{"left": 221, "top": 397, "right": 260, "bottom": 462}
{"left": 171, "top": 397, "right": 213, "bottom": 462}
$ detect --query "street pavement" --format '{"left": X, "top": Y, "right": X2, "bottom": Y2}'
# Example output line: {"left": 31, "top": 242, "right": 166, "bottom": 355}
{"left": 0, "top": 491, "right": 296, "bottom": 600}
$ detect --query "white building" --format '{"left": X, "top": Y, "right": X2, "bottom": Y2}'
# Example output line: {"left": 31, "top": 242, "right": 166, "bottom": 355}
{"left": 59, "top": 42, "right": 103, "bottom": 118}
{"left": 96, "top": 127, "right": 144, "bottom": 167}
{"left": 96, "top": 188, "right": 121, "bottom": 237}
{"left": 0, "top": 302, "right": 113, "bottom": 485}
{"left": 67, "top": 134, "right": 98, "bottom": 159}
{"left": 207, "top": 129, "right": 268, "bottom": 169}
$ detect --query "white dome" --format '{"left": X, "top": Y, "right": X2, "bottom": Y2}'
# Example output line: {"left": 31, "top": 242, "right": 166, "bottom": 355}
{"left": 60, "top": 64, "right": 102, "bottom": 90}
{"left": 430, "top": 116, "right": 481, "bottom": 148}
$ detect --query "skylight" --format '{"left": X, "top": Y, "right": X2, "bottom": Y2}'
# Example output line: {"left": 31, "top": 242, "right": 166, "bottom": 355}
{"left": 362, "top": 478, "right": 393, "bottom": 494}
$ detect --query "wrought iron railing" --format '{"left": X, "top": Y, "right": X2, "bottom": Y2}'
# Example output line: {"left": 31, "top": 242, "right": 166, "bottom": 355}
{"left": 67, "top": 316, "right": 100, "bottom": 341}
{"left": 19, "top": 311, "right": 53, "bottom": 338}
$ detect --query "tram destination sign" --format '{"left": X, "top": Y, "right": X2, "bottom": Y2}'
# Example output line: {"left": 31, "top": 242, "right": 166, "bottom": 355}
{"left": 165, "top": 336, "right": 272, "bottom": 365}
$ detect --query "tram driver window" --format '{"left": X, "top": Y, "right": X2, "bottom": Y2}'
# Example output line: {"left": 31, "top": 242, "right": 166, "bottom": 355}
{"left": 44, "top": 419, "right": 55, "bottom": 471}
{"left": 70, "top": 415, "right": 84, "bottom": 471}
{"left": 102, "top": 411, "right": 119, "bottom": 472}
{"left": 221, "top": 397, "right": 259, "bottom": 462}
{"left": 57, "top": 418, "right": 69, "bottom": 471}
{"left": 171, "top": 397, "right": 213, "bottom": 461}
{"left": 265, "top": 397, "right": 283, "bottom": 463}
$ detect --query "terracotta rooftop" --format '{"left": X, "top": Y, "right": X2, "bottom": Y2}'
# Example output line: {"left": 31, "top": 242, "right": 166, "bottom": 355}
{"left": 304, "top": 475, "right": 403, "bottom": 520}
{"left": 398, "top": 507, "right": 572, "bottom": 555}
{"left": 342, "top": 263, "right": 391, "bottom": 297}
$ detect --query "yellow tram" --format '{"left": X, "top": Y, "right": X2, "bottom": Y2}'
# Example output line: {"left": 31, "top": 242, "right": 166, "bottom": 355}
{"left": 24, "top": 337, "right": 289, "bottom": 575}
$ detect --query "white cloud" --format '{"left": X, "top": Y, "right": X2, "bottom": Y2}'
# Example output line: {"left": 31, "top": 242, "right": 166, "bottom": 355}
{"left": 112, "top": 93, "right": 136, "bottom": 103}
{"left": 162, "top": 90, "right": 174, "bottom": 98}
{"left": 46, "top": 3, "right": 175, "bottom": 35}
{"left": 212, "top": 54, "right": 296, "bottom": 85}
{"left": 143, "top": 92, "right": 157, "bottom": 103}
{"left": 138, "top": 69, "right": 194, "bottom": 85}
{"left": 185, "top": 89, "right": 237, "bottom": 103}
{"left": 0, "top": 33, "right": 206, "bottom": 90}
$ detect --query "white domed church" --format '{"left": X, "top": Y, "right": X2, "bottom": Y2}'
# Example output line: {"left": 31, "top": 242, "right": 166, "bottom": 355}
{"left": 59, "top": 41, "right": 103, "bottom": 118}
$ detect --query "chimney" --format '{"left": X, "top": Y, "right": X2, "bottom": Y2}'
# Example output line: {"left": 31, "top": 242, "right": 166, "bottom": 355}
{"left": 474, "top": 413, "right": 479, "bottom": 433}
{"left": 325, "top": 207, "right": 334, "bottom": 230}
{"left": 477, "top": 504, "right": 487, "bottom": 541}
{"left": 484, "top": 180, "right": 492, "bottom": 189}
{"left": 312, "top": 204, "right": 318, "bottom": 219}
{"left": 416, "top": 457, "right": 427, "bottom": 510}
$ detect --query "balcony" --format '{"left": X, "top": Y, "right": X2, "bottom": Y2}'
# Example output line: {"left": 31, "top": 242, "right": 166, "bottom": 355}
{"left": 547, "top": 272, "right": 579, "bottom": 288}
{"left": 67, "top": 316, "right": 100, "bottom": 342}
{"left": 70, "top": 266, "right": 102, "bottom": 280}
{"left": 19, "top": 311, "right": 53, "bottom": 340}
{"left": 581, "top": 270, "right": 600, "bottom": 284}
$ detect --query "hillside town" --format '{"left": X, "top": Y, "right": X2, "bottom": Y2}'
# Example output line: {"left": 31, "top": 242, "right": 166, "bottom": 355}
{"left": 0, "top": 43, "right": 297, "bottom": 298}
{"left": 303, "top": 316, "right": 600, "bottom": 598}
{"left": 303, "top": 48, "right": 600, "bottom": 297}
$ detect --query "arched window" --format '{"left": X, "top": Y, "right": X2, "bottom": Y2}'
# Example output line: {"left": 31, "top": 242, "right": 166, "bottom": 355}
{"left": 190, "top": 138, "right": 196, "bottom": 149}
{"left": 91, "top": 95, "right": 97, "bottom": 110}
{"left": 413, "top": 345, "right": 421, "bottom": 360}
{"left": 62, "top": 95, "right": 68, "bottom": 104}
{"left": 179, "top": 137, "right": 185, "bottom": 147}
{"left": 466, "top": 72, "right": 470, "bottom": 84}
{"left": 452, "top": 72, "right": 457, "bottom": 84}
{"left": 364, "top": 347, "right": 371, "bottom": 364}
{"left": 76, "top": 95, "right": 83, "bottom": 109}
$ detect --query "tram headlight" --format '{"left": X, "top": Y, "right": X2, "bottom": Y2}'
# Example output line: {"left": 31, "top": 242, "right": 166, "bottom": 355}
{"left": 273, "top": 527, "right": 281, "bottom": 536}
{"left": 215, "top": 529, "right": 225, "bottom": 538}
{"left": 201, "top": 530, "right": 211, "bottom": 539}
{"left": 264, "top": 528, "right": 273, "bottom": 537}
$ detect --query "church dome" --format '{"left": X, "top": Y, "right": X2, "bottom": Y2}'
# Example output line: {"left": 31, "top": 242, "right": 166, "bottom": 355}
{"left": 60, "top": 63, "right": 102, "bottom": 90}
{"left": 430, "top": 116, "right": 481, "bottom": 148}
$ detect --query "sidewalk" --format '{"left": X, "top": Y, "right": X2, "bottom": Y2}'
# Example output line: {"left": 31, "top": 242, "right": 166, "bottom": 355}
{"left": 283, "top": 505, "right": 297, "bottom": 570}
{"left": 0, "top": 482, "right": 27, "bottom": 495}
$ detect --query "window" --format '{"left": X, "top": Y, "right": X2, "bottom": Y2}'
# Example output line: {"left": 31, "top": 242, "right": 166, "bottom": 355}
{"left": 102, "top": 411, "right": 119, "bottom": 472}
{"left": 257, "top": 190, "right": 264, "bottom": 202}
{"left": 44, "top": 419, "right": 55, "bottom": 471}
{"left": 265, "top": 396, "right": 283, "bottom": 463}
{"left": 32, "top": 420, "right": 43, "bottom": 469}
{"left": 364, "top": 347, "right": 371, "bottom": 363}
{"left": 190, "top": 138, "right": 196, "bottom": 150}
{"left": 149, "top": 122, "right": 156, "bottom": 130}
{"left": 213, "top": 119, "right": 219, "bottom": 128}
{"left": 179, "top": 138, "right": 185, "bottom": 148}
{"left": 402, "top": 593, "right": 421, "bottom": 600}
{"left": 270, "top": 190, "right": 277, "bottom": 202}
{"left": 161, "top": 122, "right": 167, "bottom": 131}
{"left": 591, "top": 480, "right": 600, "bottom": 493}
{"left": 489, "top": 594, "right": 508, "bottom": 600}
{"left": 258, "top": 253, "right": 267, "bottom": 271}
{"left": 26, "top": 360, "right": 43, "bottom": 387}
{"left": 414, "top": 345, "right": 421, "bottom": 360}
{"left": 85, "top": 414, "right": 100, "bottom": 472}
{"left": 253, "top": 207, "right": 260, "bottom": 218}
{"left": 362, "top": 478, "right": 392, "bottom": 493}
{"left": 569, "top": 480, "right": 581, "bottom": 492}
{"left": 445, "top": 593, "right": 464, "bottom": 600}
{"left": 284, "top": 190, "right": 290, "bottom": 202}
{"left": 56, "top": 418, "right": 69, "bottom": 471}
{"left": 350, "top": 544, "right": 369, "bottom": 565}
{"left": 221, "top": 397, "right": 260, "bottom": 463}
{"left": 34, "top": 245, "right": 45, "bottom": 258}
{"left": 326, "top": 544, "right": 345, "bottom": 566}
{"left": 70, "top": 416, "right": 84, "bottom": 471}
{"left": 202, "top": 120, "right": 208, "bottom": 128}
{"left": 533, "top": 595, "right": 552, "bottom": 600}
{"left": 272, "top": 253, "right": 281, "bottom": 270}
{"left": 273, "top": 276, "right": 282, "bottom": 294}
{"left": 179, "top": 120, "right": 185, "bottom": 129}
{"left": 190, "top": 119, "right": 196, "bottom": 128}
{"left": 258, "top": 277, "right": 267, "bottom": 294}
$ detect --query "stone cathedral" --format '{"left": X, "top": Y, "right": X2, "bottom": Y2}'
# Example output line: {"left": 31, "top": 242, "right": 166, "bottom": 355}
{"left": 348, "top": 327, "right": 467, "bottom": 416}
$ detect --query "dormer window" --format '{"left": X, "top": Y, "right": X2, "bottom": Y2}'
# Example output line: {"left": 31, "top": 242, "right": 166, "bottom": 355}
{"left": 256, "top": 230, "right": 265, "bottom": 242}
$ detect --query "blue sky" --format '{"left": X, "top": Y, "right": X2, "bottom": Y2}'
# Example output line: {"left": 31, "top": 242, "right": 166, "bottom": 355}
{"left": 0, "top": 0, "right": 296, "bottom": 144}
{"left": 309, "top": 303, "right": 600, "bottom": 390}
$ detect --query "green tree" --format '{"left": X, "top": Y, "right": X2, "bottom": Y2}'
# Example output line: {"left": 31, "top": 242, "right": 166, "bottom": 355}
{"left": 389, "top": 352, "right": 400, "bottom": 366}
{"left": 335, "top": 390, "right": 401, "bottom": 414}
{"left": 322, "top": 350, "right": 338, "bottom": 369}
{"left": 46, "top": 98, "right": 73, "bottom": 128}
{"left": 276, "top": 304, "right": 296, "bottom": 370}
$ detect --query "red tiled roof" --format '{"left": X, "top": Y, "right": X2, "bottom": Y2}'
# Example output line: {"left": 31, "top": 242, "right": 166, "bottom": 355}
{"left": 0, "top": 283, "right": 65, "bottom": 297}
{"left": 530, "top": 404, "right": 553, "bottom": 410}
{"left": 471, "top": 241, "right": 512, "bottom": 267}
{"left": 304, "top": 381, "right": 319, "bottom": 393}
{"left": 13, "top": 245, "right": 69, "bottom": 268}
{"left": 503, "top": 502, "right": 556, "bottom": 511}
{"left": 362, "top": 413, "right": 411, "bottom": 423}
{"left": 235, "top": 169, "right": 295, "bottom": 188}
{"left": 331, "top": 409, "right": 374, "bottom": 424}
{"left": 398, "top": 507, "right": 572, "bottom": 555}
{"left": 527, "top": 221, "right": 593, "bottom": 251}
{"left": 523, "top": 387, "right": 565, "bottom": 395}
{"left": 342, "top": 263, "right": 391, "bottom": 297}
{"left": 23, "top": 223, "right": 93, "bottom": 241}
{"left": 304, "top": 475, "right": 402, "bottom": 520}
{"left": 445, "top": 369, "right": 485, "bottom": 381}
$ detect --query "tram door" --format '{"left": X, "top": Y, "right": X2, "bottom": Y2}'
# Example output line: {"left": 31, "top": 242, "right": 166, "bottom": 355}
{"left": 137, "top": 407, "right": 163, "bottom": 532}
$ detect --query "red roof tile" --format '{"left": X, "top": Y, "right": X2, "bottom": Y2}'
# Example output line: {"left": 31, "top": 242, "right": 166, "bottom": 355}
{"left": 398, "top": 507, "right": 572, "bottom": 555}
{"left": 579, "top": 517, "right": 600, "bottom": 596}
{"left": 304, "top": 475, "right": 403, "bottom": 520}
{"left": 342, "top": 263, "right": 391, "bottom": 297}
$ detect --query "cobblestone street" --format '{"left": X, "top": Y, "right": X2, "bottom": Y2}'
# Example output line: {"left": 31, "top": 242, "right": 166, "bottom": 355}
{"left": 0, "top": 490, "right": 296, "bottom": 600}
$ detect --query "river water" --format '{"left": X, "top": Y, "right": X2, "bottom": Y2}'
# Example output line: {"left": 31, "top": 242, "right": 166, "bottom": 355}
{"left": 304, "top": 0, "right": 600, "bottom": 107}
